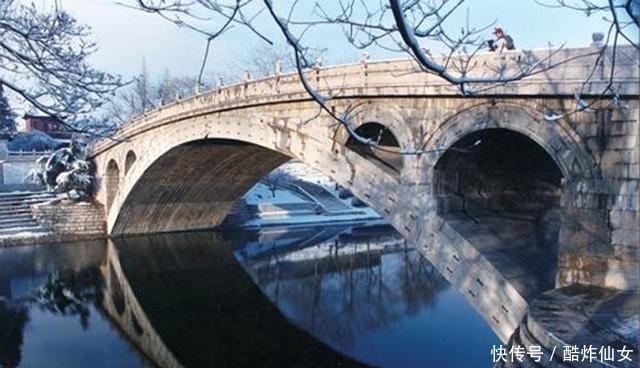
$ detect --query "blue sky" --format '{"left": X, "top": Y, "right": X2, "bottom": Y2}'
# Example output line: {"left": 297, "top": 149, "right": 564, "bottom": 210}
{"left": 57, "top": 0, "right": 616, "bottom": 80}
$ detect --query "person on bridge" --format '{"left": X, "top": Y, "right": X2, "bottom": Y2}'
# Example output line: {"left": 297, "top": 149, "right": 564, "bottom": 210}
{"left": 488, "top": 26, "right": 515, "bottom": 54}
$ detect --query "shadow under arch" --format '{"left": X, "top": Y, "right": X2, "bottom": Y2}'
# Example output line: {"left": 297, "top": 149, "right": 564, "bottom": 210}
{"left": 111, "top": 138, "right": 291, "bottom": 235}
{"left": 434, "top": 128, "right": 564, "bottom": 286}
{"left": 434, "top": 128, "right": 563, "bottom": 216}
{"left": 346, "top": 122, "right": 403, "bottom": 175}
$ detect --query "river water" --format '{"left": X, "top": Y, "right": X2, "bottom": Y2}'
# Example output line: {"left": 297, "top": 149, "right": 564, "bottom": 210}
{"left": 0, "top": 223, "right": 499, "bottom": 368}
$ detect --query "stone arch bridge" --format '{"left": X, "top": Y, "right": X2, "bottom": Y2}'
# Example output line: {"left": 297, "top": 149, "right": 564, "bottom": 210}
{"left": 90, "top": 47, "right": 639, "bottom": 342}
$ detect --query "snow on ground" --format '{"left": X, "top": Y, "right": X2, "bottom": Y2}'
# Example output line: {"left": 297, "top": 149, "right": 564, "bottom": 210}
{"left": 245, "top": 160, "right": 361, "bottom": 205}
{"left": 242, "top": 210, "right": 383, "bottom": 229}
{"left": 243, "top": 182, "right": 308, "bottom": 205}
{"left": 0, "top": 229, "right": 51, "bottom": 240}
{"left": 0, "top": 190, "right": 47, "bottom": 196}
{"left": 238, "top": 160, "right": 383, "bottom": 228}
{"left": 277, "top": 160, "right": 337, "bottom": 188}
{"left": 243, "top": 160, "right": 337, "bottom": 205}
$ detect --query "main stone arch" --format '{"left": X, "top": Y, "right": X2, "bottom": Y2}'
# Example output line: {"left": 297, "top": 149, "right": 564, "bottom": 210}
{"left": 111, "top": 139, "right": 291, "bottom": 235}
{"left": 97, "top": 98, "right": 414, "bottom": 236}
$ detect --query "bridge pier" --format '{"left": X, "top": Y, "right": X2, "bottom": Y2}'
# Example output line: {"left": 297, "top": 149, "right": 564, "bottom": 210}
{"left": 557, "top": 200, "right": 630, "bottom": 288}
{"left": 496, "top": 285, "right": 638, "bottom": 367}
{"left": 556, "top": 103, "right": 640, "bottom": 290}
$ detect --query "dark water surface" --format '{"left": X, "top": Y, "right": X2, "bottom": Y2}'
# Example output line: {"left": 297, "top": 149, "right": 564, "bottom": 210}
{"left": 0, "top": 224, "right": 499, "bottom": 368}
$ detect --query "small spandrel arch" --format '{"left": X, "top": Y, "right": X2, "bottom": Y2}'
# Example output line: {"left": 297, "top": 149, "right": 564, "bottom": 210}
{"left": 124, "top": 150, "right": 137, "bottom": 175}
{"left": 106, "top": 159, "right": 120, "bottom": 213}
{"left": 345, "top": 122, "right": 403, "bottom": 175}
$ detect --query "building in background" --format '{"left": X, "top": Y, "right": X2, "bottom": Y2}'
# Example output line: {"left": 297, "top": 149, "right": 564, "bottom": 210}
{"left": 22, "top": 114, "right": 73, "bottom": 140}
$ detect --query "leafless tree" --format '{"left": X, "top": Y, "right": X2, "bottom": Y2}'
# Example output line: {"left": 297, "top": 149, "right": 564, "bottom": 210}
{"left": 127, "top": 0, "right": 637, "bottom": 150}
{"left": 0, "top": 0, "right": 124, "bottom": 135}
{"left": 235, "top": 42, "right": 326, "bottom": 80}
{"left": 260, "top": 167, "right": 299, "bottom": 197}
{"left": 537, "top": 1, "right": 638, "bottom": 46}
{"left": 129, "top": 1, "right": 636, "bottom": 83}
{"left": 535, "top": 0, "right": 639, "bottom": 115}
{"left": 105, "top": 66, "right": 210, "bottom": 125}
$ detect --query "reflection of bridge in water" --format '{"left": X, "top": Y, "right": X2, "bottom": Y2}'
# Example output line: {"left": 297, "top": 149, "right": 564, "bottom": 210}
{"left": 98, "top": 223, "right": 640, "bottom": 367}
{"left": 2, "top": 227, "right": 635, "bottom": 367}
{"left": 99, "top": 231, "right": 365, "bottom": 368}
{"left": 100, "top": 240, "right": 182, "bottom": 368}
{"left": 97, "top": 225, "right": 505, "bottom": 367}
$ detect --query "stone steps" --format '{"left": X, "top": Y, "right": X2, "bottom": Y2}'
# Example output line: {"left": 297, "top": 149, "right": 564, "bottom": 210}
{"left": 0, "top": 224, "right": 48, "bottom": 235}
{"left": 0, "top": 198, "right": 54, "bottom": 207}
{"left": 0, "top": 207, "right": 32, "bottom": 216}
{"left": 291, "top": 181, "right": 352, "bottom": 213}
{"left": 0, "top": 191, "right": 55, "bottom": 237}
{"left": 0, "top": 213, "right": 36, "bottom": 224}
{"left": 0, "top": 191, "right": 54, "bottom": 201}
{"left": 0, "top": 218, "right": 40, "bottom": 229}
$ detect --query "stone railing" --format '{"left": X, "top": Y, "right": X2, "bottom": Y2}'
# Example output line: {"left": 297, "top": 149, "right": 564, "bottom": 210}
{"left": 91, "top": 46, "right": 639, "bottom": 156}
{"left": 6, "top": 149, "right": 52, "bottom": 157}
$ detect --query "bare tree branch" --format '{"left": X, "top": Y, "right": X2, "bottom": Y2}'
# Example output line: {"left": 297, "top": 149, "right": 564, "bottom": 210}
{"left": 123, "top": 0, "right": 638, "bottom": 153}
{"left": 0, "top": 0, "right": 124, "bottom": 135}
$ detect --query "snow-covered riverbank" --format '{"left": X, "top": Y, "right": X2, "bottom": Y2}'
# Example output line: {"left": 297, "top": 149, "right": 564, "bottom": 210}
{"left": 224, "top": 160, "right": 382, "bottom": 229}
{"left": 0, "top": 160, "right": 384, "bottom": 246}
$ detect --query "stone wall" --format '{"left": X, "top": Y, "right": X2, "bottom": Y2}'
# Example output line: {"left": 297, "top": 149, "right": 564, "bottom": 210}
{"left": 2, "top": 159, "right": 37, "bottom": 184}
{"left": 32, "top": 199, "right": 106, "bottom": 237}
{"left": 556, "top": 101, "right": 640, "bottom": 290}
{"left": 0, "top": 152, "right": 44, "bottom": 187}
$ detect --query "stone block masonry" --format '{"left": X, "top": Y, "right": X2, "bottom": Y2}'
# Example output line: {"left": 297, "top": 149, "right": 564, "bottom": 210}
{"left": 32, "top": 199, "right": 106, "bottom": 238}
